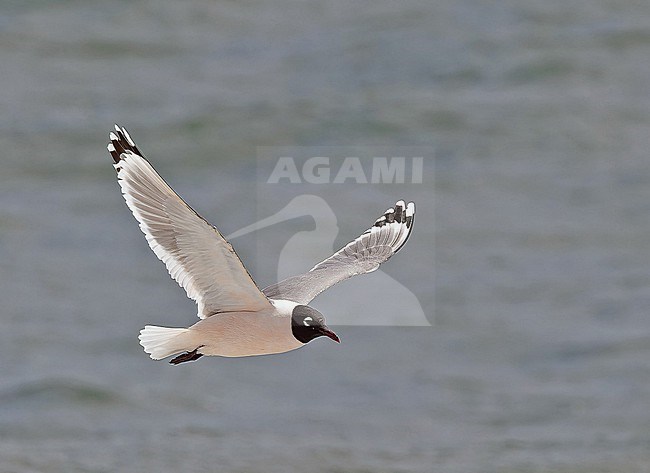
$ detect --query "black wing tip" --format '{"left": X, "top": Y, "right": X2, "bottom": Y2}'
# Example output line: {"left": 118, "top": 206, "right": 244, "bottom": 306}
{"left": 107, "top": 124, "right": 144, "bottom": 164}
{"left": 373, "top": 200, "right": 415, "bottom": 229}
{"left": 369, "top": 199, "right": 415, "bottom": 253}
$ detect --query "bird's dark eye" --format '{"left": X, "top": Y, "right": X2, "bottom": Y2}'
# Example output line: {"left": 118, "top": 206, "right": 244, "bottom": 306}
{"left": 302, "top": 316, "right": 313, "bottom": 326}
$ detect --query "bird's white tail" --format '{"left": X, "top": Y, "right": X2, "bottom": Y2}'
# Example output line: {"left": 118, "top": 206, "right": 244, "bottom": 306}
{"left": 139, "top": 325, "right": 192, "bottom": 360}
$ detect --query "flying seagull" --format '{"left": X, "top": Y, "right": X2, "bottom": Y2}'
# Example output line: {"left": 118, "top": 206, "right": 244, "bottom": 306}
{"left": 107, "top": 125, "right": 416, "bottom": 364}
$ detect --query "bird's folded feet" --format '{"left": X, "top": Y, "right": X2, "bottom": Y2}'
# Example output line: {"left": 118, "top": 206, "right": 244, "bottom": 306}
{"left": 169, "top": 347, "right": 204, "bottom": 365}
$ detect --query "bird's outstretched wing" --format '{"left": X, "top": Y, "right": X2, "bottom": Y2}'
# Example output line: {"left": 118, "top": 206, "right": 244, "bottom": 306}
{"left": 108, "top": 125, "right": 271, "bottom": 318}
{"left": 262, "top": 200, "right": 415, "bottom": 304}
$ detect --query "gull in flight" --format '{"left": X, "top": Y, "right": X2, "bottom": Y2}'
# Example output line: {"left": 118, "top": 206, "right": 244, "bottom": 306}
{"left": 107, "top": 125, "right": 416, "bottom": 364}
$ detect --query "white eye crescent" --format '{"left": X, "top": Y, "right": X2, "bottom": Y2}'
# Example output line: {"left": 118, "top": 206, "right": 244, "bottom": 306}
{"left": 303, "top": 316, "right": 313, "bottom": 326}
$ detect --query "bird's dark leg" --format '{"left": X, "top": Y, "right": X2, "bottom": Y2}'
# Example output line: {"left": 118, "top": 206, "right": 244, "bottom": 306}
{"left": 169, "top": 347, "right": 204, "bottom": 365}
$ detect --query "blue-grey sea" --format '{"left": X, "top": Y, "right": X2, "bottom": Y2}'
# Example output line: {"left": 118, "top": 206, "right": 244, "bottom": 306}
{"left": 2, "top": 1, "right": 650, "bottom": 472}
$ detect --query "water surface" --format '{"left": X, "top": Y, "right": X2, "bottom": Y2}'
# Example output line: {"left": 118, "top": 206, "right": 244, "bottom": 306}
{"left": 2, "top": 1, "right": 650, "bottom": 472}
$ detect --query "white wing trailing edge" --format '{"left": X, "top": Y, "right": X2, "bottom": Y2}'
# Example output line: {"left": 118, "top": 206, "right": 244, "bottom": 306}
{"left": 108, "top": 125, "right": 272, "bottom": 318}
{"left": 262, "top": 200, "right": 415, "bottom": 304}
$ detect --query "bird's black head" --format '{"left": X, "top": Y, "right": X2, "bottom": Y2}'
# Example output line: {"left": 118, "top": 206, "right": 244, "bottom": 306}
{"left": 291, "top": 305, "right": 340, "bottom": 344}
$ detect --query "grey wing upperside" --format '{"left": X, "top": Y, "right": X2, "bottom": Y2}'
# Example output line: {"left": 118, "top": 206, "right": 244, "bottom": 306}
{"left": 262, "top": 200, "right": 415, "bottom": 304}
{"left": 108, "top": 125, "right": 272, "bottom": 318}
